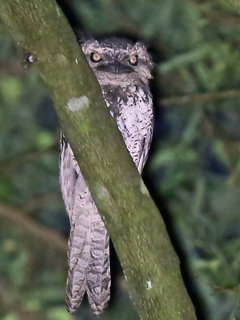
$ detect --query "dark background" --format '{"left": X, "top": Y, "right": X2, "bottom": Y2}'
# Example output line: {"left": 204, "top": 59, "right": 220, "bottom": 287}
{"left": 1, "top": 1, "right": 240, "bottom": 319}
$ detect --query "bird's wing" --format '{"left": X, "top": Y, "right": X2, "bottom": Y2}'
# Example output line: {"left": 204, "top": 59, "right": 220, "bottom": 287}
{"left": 115, "top": 87, "right": 153, "bottom": 174}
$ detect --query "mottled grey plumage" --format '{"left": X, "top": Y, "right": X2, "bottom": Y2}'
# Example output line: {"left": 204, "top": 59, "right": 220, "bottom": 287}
{"left": 59, "top": 37, "right": 154, "bottom": 315}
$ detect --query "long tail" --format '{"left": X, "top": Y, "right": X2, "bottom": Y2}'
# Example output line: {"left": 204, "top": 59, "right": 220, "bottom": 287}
{"left": 65, "top": 202, "right": 110, "bottom": 315}
{"left": 65, "top": 207, "right": 91, "bottom": 313}
{"left": 86, "top": 211, "right": 111, "bottom": 314}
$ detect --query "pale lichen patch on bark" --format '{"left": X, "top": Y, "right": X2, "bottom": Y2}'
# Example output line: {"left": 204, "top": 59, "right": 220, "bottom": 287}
{"left": 146, "top": 280, "right": 153, "bottom": 290}
{"left": 56, "top": 6, "right": 62, "bottom": 16}
{"left": 67, "top": 96, "right": 89, "bottom": 112}
{"left": 96, "top": 185, "right": 110, "bottom": 201}
{"left": 56, "top": 53, "right": 67, "bottom": 64}
{"left": 140, "top": 180, "right": 149, "bottom": 196}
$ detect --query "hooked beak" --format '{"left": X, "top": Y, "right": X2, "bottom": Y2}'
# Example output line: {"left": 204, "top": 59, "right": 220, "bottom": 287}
{"left": 96, "top": 61, "right": 134, "bottom": 74}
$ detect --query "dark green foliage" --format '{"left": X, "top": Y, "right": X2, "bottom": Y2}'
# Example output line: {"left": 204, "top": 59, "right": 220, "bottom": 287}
{"left": 0, "top": 0, "right": 240, "bottom": 319}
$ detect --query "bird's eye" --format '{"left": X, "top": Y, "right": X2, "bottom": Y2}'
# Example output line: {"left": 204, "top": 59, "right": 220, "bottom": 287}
{"left": 129, "top": 55, "right": 138, "bottom": 66}
{"left": 90, "top": 52, "right": 102, "bottom": 62}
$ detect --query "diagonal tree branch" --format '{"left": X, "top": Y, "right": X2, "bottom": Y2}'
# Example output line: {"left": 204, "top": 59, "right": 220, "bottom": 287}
{"left": 0, "top": 1, "right": 197, "bottom": 319}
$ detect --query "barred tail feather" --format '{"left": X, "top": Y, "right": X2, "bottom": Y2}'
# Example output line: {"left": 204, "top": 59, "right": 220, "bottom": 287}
{"left": 86, "top": 212, "right": 111, "bottom": 315}
{"left": 65, "top": 210, "right": 91, "bottom": 313}
{"left": 65, "top": 202, "right": 110, "bottom": 315}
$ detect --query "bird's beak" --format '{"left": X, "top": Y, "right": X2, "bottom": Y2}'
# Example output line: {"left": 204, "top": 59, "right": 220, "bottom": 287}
{"left": 96, "top": 61, "right": 134, "bottom": 74}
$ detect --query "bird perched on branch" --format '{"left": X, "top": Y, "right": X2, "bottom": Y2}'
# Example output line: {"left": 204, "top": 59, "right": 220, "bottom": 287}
{"left": 59, "top": 37, "right": 154, "bottom": 315}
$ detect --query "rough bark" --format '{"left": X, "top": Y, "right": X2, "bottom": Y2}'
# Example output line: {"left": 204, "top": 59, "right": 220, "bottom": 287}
{"left": 0, "top": 1, "right": 197, "bottom": 319}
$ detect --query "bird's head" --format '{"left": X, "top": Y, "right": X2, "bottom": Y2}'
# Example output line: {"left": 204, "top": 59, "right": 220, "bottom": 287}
{"left": 81, "top": 37, "right": 153, "bottom": 86}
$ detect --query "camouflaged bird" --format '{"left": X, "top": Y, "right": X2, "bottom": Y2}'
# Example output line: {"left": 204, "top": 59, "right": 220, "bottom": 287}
{"left": 59, "top": 37, "right": 154, "bottom": 315}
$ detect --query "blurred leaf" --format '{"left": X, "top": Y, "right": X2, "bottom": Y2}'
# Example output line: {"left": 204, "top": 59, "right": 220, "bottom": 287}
{"left": 2, "top": 314, "right": 18, "bottom": 320}
{"left": 0, "top": 77, "right": 23, "bottom": 103}
{"left": 35, "top": 132, "right": 55, "bottom": 149}
{"left": 47, "top": 307, "right": 73, "bottom": 320}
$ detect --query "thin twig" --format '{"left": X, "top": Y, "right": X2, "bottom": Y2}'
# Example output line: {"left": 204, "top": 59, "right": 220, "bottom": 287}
{"left": 160, "top": 89, "right": 240, "bottom": 106}
{"left": 0, "top": 142, "right": 58, "bottom": 174}
{"left": 203, "top": 8, "right": 240, "bottom": 27}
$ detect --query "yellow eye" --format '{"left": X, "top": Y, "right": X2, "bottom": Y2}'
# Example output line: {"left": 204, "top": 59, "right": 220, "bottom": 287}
{"left": 129, "top": 55, "right": 138, "bottom": 66}
{"left": 90, "top": 52, "right": 102, "bottom": 62}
